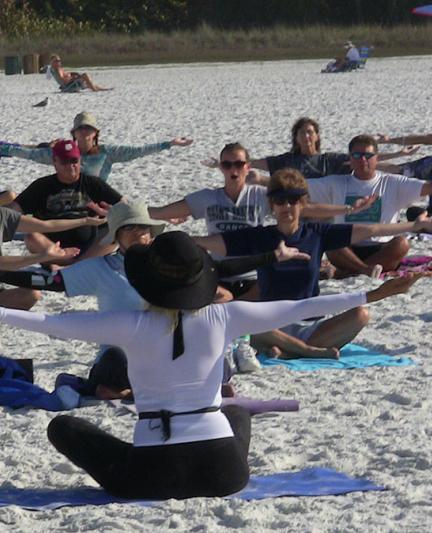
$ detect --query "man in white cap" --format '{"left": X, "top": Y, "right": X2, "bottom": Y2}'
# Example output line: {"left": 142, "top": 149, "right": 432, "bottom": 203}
{"left": 344, "top": 41, "right": 361, "bottom": 69}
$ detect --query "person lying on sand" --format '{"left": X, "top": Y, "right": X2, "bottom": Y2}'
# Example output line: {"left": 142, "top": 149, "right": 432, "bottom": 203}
{"left": 0, "top": 111, "right": 193, "bottom": 182}
{"left": 194, "top": 168, "right": 432, "bottom": 360}
{"left": 0, "top": 230, "right": 425, "bottom": 499}
{"left": 50, "top": 55, "right": 112, "bottom": 92}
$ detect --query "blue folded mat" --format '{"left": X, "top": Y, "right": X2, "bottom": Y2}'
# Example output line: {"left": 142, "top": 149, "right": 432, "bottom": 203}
{"left": 0, "top": 378, "right": 70, "bottom": 411}
{"left": 258, "top": 343, "right": 415, "bottom": 370}
{"left": 0, "top": 468, "right": 384, "bottom": 510}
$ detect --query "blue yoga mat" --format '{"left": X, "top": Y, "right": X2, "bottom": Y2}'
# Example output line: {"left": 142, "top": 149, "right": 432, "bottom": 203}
{"left": 257, "top": 343, "right": 415, "bottom": 371}
{"left": 0, "top": 468, "right": 384, "bottom": 510}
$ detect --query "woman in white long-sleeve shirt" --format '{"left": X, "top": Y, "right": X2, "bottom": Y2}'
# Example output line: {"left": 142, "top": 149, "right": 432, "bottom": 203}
{"left": 0, "top": 231, "right": 424, "bottom": 499}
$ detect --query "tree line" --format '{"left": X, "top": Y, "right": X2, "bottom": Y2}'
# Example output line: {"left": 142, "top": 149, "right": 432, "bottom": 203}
{"left": 1, "top": 0, "right": 429, "bottom": 36}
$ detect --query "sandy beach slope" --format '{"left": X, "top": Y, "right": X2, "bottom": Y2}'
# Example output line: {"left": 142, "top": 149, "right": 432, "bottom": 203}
{"left": 0, "top": 55, "right": 432, "bottom": 532}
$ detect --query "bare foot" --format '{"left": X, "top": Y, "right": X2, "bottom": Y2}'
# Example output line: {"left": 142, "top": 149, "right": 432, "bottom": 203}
{"left": 222, "top": 383, "right": 236, "bottom": 397}
{"left": 320, "top": 261, "right": 337, "bottom": 279}
{"left": 95, "top": 385, "right": 133, "bottom": 400}
{"left": 276, "top": 346, "right": 340, "bottom": 360}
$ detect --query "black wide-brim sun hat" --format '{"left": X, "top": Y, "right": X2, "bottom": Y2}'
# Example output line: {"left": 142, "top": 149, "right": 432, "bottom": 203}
{"left": 124, "top": 231, "right": 219, "bottom": 310}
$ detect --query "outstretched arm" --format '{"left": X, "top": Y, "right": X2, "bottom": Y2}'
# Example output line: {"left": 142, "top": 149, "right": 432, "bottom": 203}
{"left": 194, "top": 233, "right": 227, "bottom": 256}
{"left": 377, "top": 133, "right": 432, "bottom": 146}
{"left": 148, "top": 200, "right": 191, "bottom": 221}
{"left": 215, "top": 242, "right": 310, "bottom": 278}
{"left": 0, "top": 307, "right": 140, "bottom": 348}
{"left": 224, "top": 273, "right": 427, "bottom": 340}
{"left": 0, "top": 269, "right": 66, "bottom": 291}
{"left": 302, "top": 195, "right": 377, "bottom": 219}
{"left": 249, "top": 158, "right": 270, "bottom": 171}
{"left": 350, "top": 214, "right": 432, "bottom": 243}
{"left": 0, "top": 241, "right": 78, "bottom": 271}
{"left": 106, "top": 138, "right": 192, "bottom": 164}
{"left": 17, "top": 214, "right": 106, "bottom": 233}
{"left": 377, "top": 145, "right": 420, "bottom": 161}
{"left": 0, "top": 144, "right": 53, "bottom": 165}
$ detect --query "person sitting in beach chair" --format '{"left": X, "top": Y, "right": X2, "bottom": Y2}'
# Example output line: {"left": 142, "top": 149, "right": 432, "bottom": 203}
{"left": 358, "top": 45, "right": 372, "bottom": 68}
{"left": 49, "top": 55, "right": 112, "bottom": 93}
{"left": 321, "top": 57, "right": 346, "bottom": 73}
{"left": 343, "top": 41, "right": 361, "bottom": 70}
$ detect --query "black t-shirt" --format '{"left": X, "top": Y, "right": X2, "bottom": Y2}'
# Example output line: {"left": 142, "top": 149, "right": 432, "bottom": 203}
{"left": 266, "top": 152, "right": 350, "bottom": 179}
{"left": 222, "top": 223, "right": 352, "bottom": 301}
{"left": 15, "top": 173, "right": 122, "bottom": 247}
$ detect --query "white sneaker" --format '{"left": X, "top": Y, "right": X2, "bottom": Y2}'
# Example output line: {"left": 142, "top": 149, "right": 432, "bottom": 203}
{"left": 235, "top": 340, "right": 261, "bottom": 373}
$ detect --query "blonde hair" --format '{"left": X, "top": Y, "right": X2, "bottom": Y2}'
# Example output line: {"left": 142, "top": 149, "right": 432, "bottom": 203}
{"left": 148, "top": 305, "right": 199, "bottom": 333}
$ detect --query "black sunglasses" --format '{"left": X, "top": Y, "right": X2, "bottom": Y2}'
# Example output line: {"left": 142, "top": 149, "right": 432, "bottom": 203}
{"left": 350, "top": 151, "right": 376, "bottom": 160}
{"left": 220, "top": 160, "right": 247, "bottom": 170}
{"left": 270, "top": 195, "right": 303, "bottom": 206}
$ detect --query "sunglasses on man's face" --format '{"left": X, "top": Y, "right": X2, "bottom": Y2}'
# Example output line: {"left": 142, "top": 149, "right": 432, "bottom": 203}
{"left": 350, "top": 151, "right": 376, "bottom": 160}
{"left": 220, "top": 160, "right": 247, "bottom": 170}
{"left": 270, "top": 194, "right": 303, "bottom": 206}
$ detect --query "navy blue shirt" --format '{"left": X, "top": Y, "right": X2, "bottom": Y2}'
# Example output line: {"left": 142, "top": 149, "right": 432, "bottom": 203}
{"left": 266, "top": 152, "right": 350, "bottom": 179}
{"left": 223, "top": 223, "right": 352, "bottom": 301}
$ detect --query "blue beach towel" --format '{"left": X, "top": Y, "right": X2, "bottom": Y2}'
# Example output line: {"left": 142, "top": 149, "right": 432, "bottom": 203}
{"left": 0, "top": 468, "right": 384, "bottom": 510}
{"left": 0, "top": 378, "right": 76, "bottom": 411}
{"left": 257, "top": 343, "right": 414, "bottom": 371}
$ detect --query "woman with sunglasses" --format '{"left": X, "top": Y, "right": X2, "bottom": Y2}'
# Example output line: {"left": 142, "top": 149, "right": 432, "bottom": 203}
{"left": 194, "top": 167, "right": 432, "bottom": 358}
{"left": 0, "top": 230, "right": 423, "bottom": 498}
{"left": 202, "top": 117, "right": 416, "bottom": 182}
{"left": 0, "top": 111, "right": 193, "bottom": 183}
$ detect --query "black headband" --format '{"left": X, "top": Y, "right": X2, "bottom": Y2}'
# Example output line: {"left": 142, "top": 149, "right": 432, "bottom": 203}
{"left": 267, "top": 187, "right": 308, "bottom": 198}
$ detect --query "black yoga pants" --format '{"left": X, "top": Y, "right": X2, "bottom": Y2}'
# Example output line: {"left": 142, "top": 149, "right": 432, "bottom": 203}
{"left": 47, "top": 404, "right": 251, "bottom": 499}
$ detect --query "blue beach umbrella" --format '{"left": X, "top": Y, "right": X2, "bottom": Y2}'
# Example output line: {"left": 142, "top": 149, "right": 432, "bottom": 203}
{"left": 412, "top": 5, "right": 432, "bottom": 16}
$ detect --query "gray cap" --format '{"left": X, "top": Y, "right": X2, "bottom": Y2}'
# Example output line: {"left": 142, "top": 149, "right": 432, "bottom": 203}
{"left": 72, "top": 111, "right": 99, "bottom": 132}
{"left": 105, "top": 202, "right": 165, "bottom": 243}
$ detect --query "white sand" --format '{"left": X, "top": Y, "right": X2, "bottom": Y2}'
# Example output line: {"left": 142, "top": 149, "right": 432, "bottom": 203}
{"left": 1, "top": 55, "right": 432, "bottom": 532}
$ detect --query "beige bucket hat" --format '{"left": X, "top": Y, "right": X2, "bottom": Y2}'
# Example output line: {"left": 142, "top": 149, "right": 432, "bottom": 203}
{"left": 105, "top": 202, "right": 165, "bottom": 243}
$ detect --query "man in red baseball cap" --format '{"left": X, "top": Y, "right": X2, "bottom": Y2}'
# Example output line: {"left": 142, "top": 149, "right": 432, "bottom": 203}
{"left": 9, "top": 139, "right": 125, "bottom": 264}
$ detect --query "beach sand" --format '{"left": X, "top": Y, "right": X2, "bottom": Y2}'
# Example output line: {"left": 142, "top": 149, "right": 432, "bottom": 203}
{"left": 1, "top": 55, "right": 432, "bottom": 532}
